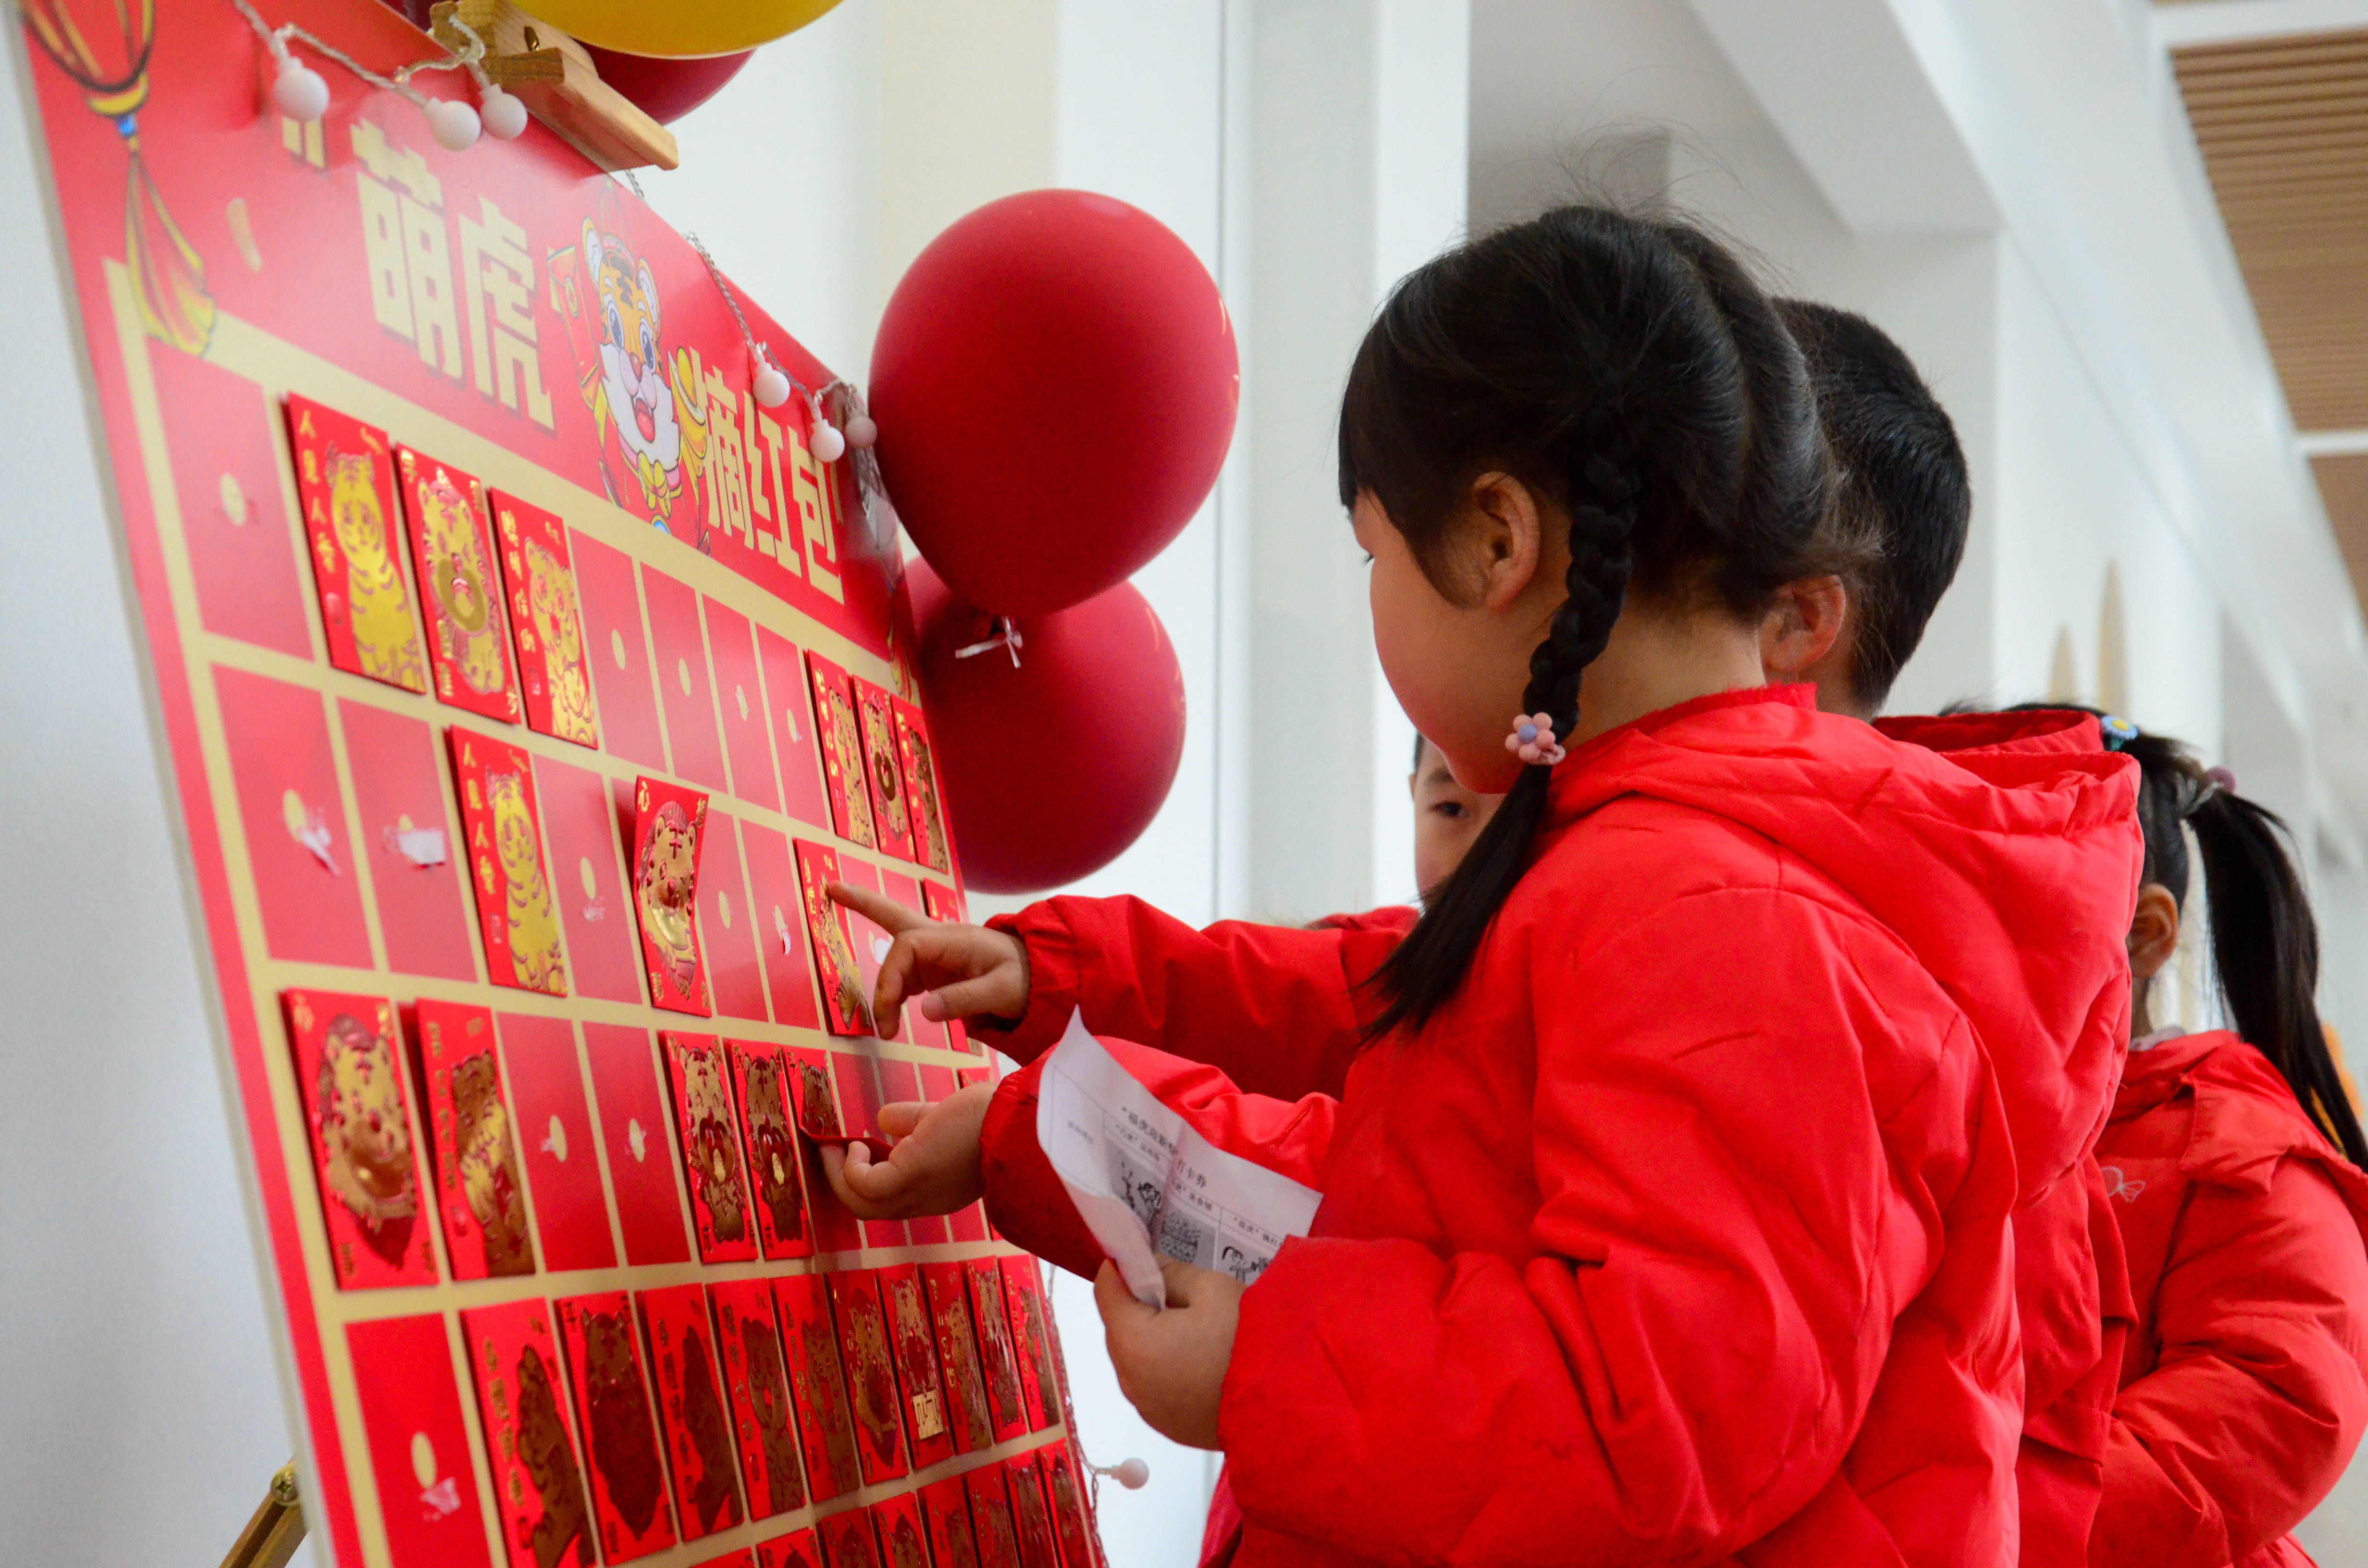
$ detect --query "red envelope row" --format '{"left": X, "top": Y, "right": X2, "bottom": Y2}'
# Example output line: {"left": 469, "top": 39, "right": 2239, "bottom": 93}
{"left": 805, "top": 650, "right": 955, "bottom": 882}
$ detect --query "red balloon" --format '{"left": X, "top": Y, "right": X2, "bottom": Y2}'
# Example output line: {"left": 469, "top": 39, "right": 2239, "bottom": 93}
{"left": 909, "top": 559, "right": 1185, "bottom": 893}
{"left": 872, "top": 189, "right": 1238, "bottom": 618}
{"left": 580, "top": 43, "right": 755, "bottom": 124}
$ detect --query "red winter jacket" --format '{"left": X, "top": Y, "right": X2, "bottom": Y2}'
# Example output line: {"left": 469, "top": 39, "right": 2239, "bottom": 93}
{"left": 2090, "top": 1029, "right": 2368, "bottom": 1568}
{"left": 978, "top": 709, "right": 2141, "bottom": 1568}
{"left": 977, "top": 686, "right": 2140, "bottom": 1568}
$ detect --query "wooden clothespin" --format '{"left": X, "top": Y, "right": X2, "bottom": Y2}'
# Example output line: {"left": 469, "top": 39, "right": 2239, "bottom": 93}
{"left": 219, "top": 1462, "right": 306, "bottom": 1568}
{"left": 429, "top": 0, "right": 679, "bottom": 171}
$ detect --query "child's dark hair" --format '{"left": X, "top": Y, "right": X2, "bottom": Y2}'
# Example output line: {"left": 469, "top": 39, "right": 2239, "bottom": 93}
{"left": 1775, "top": 300, "right": 1969, "bottom": 710}
{"left": 1345, "top": 206, "right": 1836, "bottom": 1034}
{"left": 2008, "top": 705, "right": 2367, "bottom": 1164}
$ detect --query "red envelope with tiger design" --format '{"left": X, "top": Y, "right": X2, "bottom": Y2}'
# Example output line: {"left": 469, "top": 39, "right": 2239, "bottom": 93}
{"left": 873, "top": 1492, "right": 932, "bottom": 1568}
{"left": 965, "top": 1259, "right": 1030, "bottom": 1444}
{"left": 999, "top": 1256, "right": 1059, "bottom": 1432}
{"left": 893, "top": 698, "right": 955, "bottom": 878}
{"left": 757, "top": 1528, "right": 825, "bottom": 1568}
{"left": 921, "top": 1475, "right": 984, "bottom": 1568}
{"left": 555, "top": 1290, "right": 678, "bottom": 1563}
{"left": 282, "top": 988, "right": 438, "bottom": 1289}
{"left": 877, "top": 1262, "right": 954, "bottom": 1470}
{"left": 661, "top": 1032, "right": 760, "bottom": 1263}
{"left": 395, "top": 445, "right": 521, "bottom": 723}
{"left": 636, "top": 1283, "right": 746, "bottom": 1542}
{"left": 1037, "top": 1446, "right": 1096, "bottom": 1568}
{"left": 633, "top": 775, "right": 713, "bottom": 1016}
{"left": 1004, "top": 1453, "right": 1060, "bottom": 1568}
{"left": 850, "top": 676, "right": 916, "bottom": 861}
{"left": 819, "top": 1507, "right": 883, "bottom": 1568}
{"left": 794, "top": 839, "right": 875, "bottom": 1037}
{"left": 965, "top": 1467, "right": 1024, "bottom": 1568}
{"left": 460, "top": 1298, "right": 596, "bottom": 1568}
{"left": 489, "top": 488, "right": 601, "bottom": 748}
{"left": 784, "top": 1044, "right": 865, "bottom": 1255}
{"left": 771, "top": 1272, "right": 864, "bottom": 1504}
{"left": 448, "top": 727, "right": 570, "bottom": 996}
{"left": 828, "top": 1270, "right": 910, "bottom": 1485}
{"left": 709, "top": 1279, "right": 807, "bottom": 1520}
{"left": 922, "top": 1261, "right": 997, "bottom": 1456}
{"left": 728, "top": 1037, "right": 814, "bottom": 1260}
{"left": 284, "top": 395, "right": 428, "bottom": 694}
{"left": 805, "top": 650, "right": 876, "bottom": 847}
{"left": 408, "top": 999, "right": 534, "bottom": 1279}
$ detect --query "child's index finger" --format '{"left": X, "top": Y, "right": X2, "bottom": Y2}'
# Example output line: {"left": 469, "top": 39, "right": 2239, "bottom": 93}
{"left": 826, "top": 878, "right": 930, "bottom": 935}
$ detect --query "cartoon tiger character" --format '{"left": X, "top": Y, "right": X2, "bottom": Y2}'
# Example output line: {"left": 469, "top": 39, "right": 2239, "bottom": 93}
{"left": 513, "top": 1342, "right": 593, "bottom": 1568}
{"left": 887, "top": 1275, "right": 945, "bottom": 1440}
{"left": 1048, "top": 1456, "right": 1092, "bottom": 1568}
{"left": 860, "top": 698, "right": 910, "bottom": 842}
{"left": 674, "top": 1325, "right": 742, "bottom": 1534}
{"left": 845, "top": 1294, "right": 903, "bottom": 1469}
{"left": 888, "top": 1513, "right": 927, "bottom": 1568}
{"left": 489, "top": 772, "right": 567, "bottom": 994}
{"left": 575, "top": 220, "right": 707, "bottom": 530}
{"left": 934, "top": 1292, "right": 995, "bottom": 1452}
{"left": 1009, "top": 1465, "right": 1057, "bottom": 1568}
{"left": 522, "top": 537, "right": 597, "bottom": 745}
{"left": 316, "top": 1011, "right": 420, "bottom": 1266}
{"left": 414, "top": 465, "right": 507, "bottom": 699}
{"left": 451, "top": 1049, "right": 532, "bottom": 1276}
{"left": 974, "top": 1274, "right": 1026, "bottom": 1433}
{"left": 578, "top": 1307, "right": 666, "bottom": 1539}
{"left": 795, "top": 1317, "right": 863, "bottom": 1491}
{"left": 819, "top": 680, "right": 877, "bottom": 845}
{"left": 739, "top": 1315, "right": 805, "bottom": 1513}
{"left": 678, "top": 1041, "right": 749, "bottom": 1244}
{"left": 741, "top": 1054, "right": 806, "bottom": 1249}
{"left": 326, "top": 448, "right": 427, "bottom": 691}
{"left": 636, "top": 797, "right": 703, "bottom": 1004}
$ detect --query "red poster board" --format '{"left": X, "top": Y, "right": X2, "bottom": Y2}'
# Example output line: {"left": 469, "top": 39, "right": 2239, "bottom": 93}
{"left": 12, "top": 3, "right": 1090, "bottom": 1562}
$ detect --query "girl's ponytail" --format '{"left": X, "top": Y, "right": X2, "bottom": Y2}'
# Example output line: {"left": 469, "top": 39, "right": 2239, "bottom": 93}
{"left": 2188, "top": 784, "right": 2368, "bottom": 1164}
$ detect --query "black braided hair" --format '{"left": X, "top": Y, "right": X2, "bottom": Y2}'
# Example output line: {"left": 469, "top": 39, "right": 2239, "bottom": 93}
{"left": 1344, "top": 207, "right": 1834, "bottom": 1035}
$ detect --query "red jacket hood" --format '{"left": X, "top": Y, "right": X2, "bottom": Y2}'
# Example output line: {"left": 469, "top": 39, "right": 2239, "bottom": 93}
{"left": 2117, "top": 1028, "right": 2368, "bottom": 1205}
{"left": 1551, "top": 686, "right": 2142, "bottom": 1206}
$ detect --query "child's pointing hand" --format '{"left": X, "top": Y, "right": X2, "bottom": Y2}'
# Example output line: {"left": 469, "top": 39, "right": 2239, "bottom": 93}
{"left": 1095, "top": 1257, "right": 1241, "bottom": 1451}
{"left": 825, "top": 880, "right": 1031, "bottom": 1038}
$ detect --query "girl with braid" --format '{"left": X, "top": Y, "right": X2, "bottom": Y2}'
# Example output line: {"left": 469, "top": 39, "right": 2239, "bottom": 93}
{"left": 825, "top": 207, "right": 2143, "bottom": 1568}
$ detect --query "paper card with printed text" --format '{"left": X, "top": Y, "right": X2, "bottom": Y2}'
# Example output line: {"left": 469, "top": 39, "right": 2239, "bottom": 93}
{"left": 459, "top": 1298, "right": 596, "bottom": 1568}
{"left": 806, "top": 651, "right": 877, "bottom": 847}
{"left": 851, "top": 676, "right": 916, "bottom": 861}
{"left": 661, "top": 1032, "right": 760, "bottom": 1263}
{"left": 708, "top": 1278, "right": 808, "bottom": 1520}
{"left": 555, "top": 1290, "right": 678, "bottom": 1562}
{"left": 408, "top": 999, "right": 535, "bottom": 1280}
{"left": 892, "top": 698, "right": 954, "bottom": 878}
{"left": 282, "top": 989, "right": 438, "bottom": 1289}
{"left": 489, "top": 489, "right": 601, "bottom": 747}
{"left": 794, "top": 839, "right": 875, "bottom": 1037}
{"left": 832, "top": 857, "right": 906, "bottom": 1044}
{"left": 771, "top": 1272, "right": 864, "bottom": 1504}
{"left": 636, "top": 1283, "right": 746, "bottom": 1542}
{"left": 284, "top": 395, "right": 428, "bottom": 693}
{"left": 344, "top": 1313, "right": 493, "bottom": 1568}
{"left": 396, "top": 445, "right": 521, "bottom": 722}
{"left": 449, "top": 727, "right": 571, "bottom": 996}
{"left": 728, "top": 1037, "right": 815, "bottom": 1260}
{"left": 633, "top": 774, "right": 714, "bottom": 1016}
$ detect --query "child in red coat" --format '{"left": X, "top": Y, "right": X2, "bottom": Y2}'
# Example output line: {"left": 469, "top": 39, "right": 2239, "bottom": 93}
{"left": 2075, "top": 718, "right": 2368, "bottom": 1568}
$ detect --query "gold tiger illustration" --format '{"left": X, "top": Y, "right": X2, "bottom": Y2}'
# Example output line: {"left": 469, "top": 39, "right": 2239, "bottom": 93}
{"left": 574, "top": 220, "right": 708, "bottom": 529}
{"left": 327, "top": 449, "right": 427, "bottom": 691}
{"left": 822, "top": 684, "right": 876, "bottom": 845}
{"left": 523, "top": 538, "right": 597, "bottom": 745}
{"left": 846, "top": 1295, "right": 902, "bottom": 1469}
{"left": 636, "top": 800, "right": 702, "bottom": 1002}
{"left": 451, "top": 1050, "right": 532, "bottom": 1276}
{"left": 489, "top": 772, "right": 567, "bottom": 995}
{"left": 860, "top": 699, "right": 910, "bottom": 842}
{"left": 316, "top": 1011, "right": 421, "bottom": 1267}
{"left": 679, "top": 1042, "right": 749, "bottom": 1244}
{"left": 934, "top": 1292, "right": 995, "bottom": 1452}
{"left": 415, "top": 466, "right": 506, "bottom": 698}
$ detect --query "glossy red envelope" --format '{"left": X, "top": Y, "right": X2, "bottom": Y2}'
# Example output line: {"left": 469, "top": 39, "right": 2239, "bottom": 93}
{"left": 806, "top": 650, "right": 877, "bottom": 847}
{"left": 396, "top": 446, "right": 521, "bottom": 723}
{"left": 728, "top": 1038, "right": 814, "bottom": 1260}
{"left": 1037, "top": 1447, "right": 1095, "bottom": 1568}
{"left": 641, "top": 569, "right": 731, "bottom": 790}
{"left": 921, "top": 1475, "right": 983, "bottom": 1568}
{"left": 966, "top": 1260, "right": 1030, "bottom": 1445}
{"left": 820, "top": 1507, "right": 884, "bottom": 1568}
{"left": 851, "top": 676, "right": 916, "bottom": 861}
{"left": 661, "top": 1032, "right": 759, "bottom": 1262}
{"left": 759, "top": 628, "right": 835, "bottom": 831}
{"left": 758, "top": 1527, "right": 826, "bottom": 1568}
{"left": 740, "top": 821, "right": 825, "bottom": 1029}
{"left": 529, "top": 753, "right": 644, "bottom": 1004}
{"left": 921, "top": 1262, "right": 996, "bottom": 1456}
{"left": 829, "top": 1271, "right": 911, "bottom": 1484}
{"left": 999, "top": 1257, "right": 1058, "bottom": 1433}
{"left": 795, "top": 839, "right": 876, "bottom": 1037}
{"left": 555, "top": 1291, "right": 677, "bottom": 1562}
{"left": 569, "top": 532, "right": 667, "bottom": 770}
{"left": 920, "top": 882, "right": 974, "bottom": 1054}
{"left": 497, "top": 1013, "right": 617, "bottom": 1271}
{"left": 340, "top": 699, "right": 477, "bottom": 981}
{"left": 965, "top": 1467, "right": 1024, "bottom": 1568}
{"left": 156, "top": 351, "right": 308, "bottom": 657}
{"left": 213, "top": 668, "right": 372, "bottom": 969}
{"left": 705, "top": 598, "right": 782, "bottom": 812}
{"left": 580, "top": 1023, "right": 692, "bottom": 1266}
{"left": 877, "top": 870, "right": 947, "bottom": 1051}
{"left": 1004, "top": 1453, "right": 1060, "bottom": 1568}
{"left": 701, "top": 811, "right": 771, "bottom": 1022}
{"left": 829, "top": 1052, "right": 909, "bottom": 1251}
{"left": 633, "top": 774, "right": 713, "bottom": 1016}
{"left": 410, "top": 1000, "right": 534, "bottom": 1279}
{"left": 878, "top": 1264, "right": 954, "bottom": 1470}
{"left": 784, "top": 1045, "right": 865, "bottom": 1256}
{"left": 488, "top": 489, "right": 601, "bottom": 748}
{"left": 637, "top": 1283, "right": 746, "bottom": 1541}
{"left": 345, "top": 1313, "right": 493, "bottom": 1568}
{"left": 695, "top": 1552, "right": 756, "bottom": 1568}
{"left": 284, "top": 394, "right": 428, "bottom": 692}
{"left": 282, "top": 989, "right": 437, "bottom": 1288}
{"left": 450, "top": 727, "right": 570, "bottom": 996}
{"left": 892, "top": 698, "right": 954, "bottom": 879}
{"left": 772, "top": 1272, "right": 865, "bottom": 1504}
{"left": 459, "top": 1298, "right": 596, "bottom": 1568}
{"left": 709, "top": 1278, "right": 807, "bottom": 1519}
{"left": 874, "top": 1493, "right": 931, "bottom": 1568}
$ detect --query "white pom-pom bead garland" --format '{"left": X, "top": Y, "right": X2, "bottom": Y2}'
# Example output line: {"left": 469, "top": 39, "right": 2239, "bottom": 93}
{"left": 426, "top": 96, "right": 481, "bottom": 150}
{"left": 271, "top": 52, "right": 330, "bottom": 122}
{"left": 1094, "top": 1457, "right": 1150, "bottom": 1490}
{"left": 479, "top": 85, "right": 528, "bottom": 140}
{"left": 810, "top": 420, "right": 847, "bottom": 464}
{"left": 844, "top": 413, "right": 878, "bottom": 450}
{"left": 753, "top": 364, "right": 792, "bottom": 409}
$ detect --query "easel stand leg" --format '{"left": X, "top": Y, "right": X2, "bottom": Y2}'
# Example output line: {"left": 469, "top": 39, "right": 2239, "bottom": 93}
{"left": 221, "top": 1462, "right": 307, "bottom": 1568}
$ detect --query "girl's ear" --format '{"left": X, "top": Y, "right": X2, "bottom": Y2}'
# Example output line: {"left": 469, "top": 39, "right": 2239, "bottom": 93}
{"left": 1466, "top": 472, "right": 1547, "bottom": 612}
{"left": 1760, "top": 576, "right": 1847, "bottom": 684}
{"left": 2128, "top": 882, "right": 2181, "bottom": 983}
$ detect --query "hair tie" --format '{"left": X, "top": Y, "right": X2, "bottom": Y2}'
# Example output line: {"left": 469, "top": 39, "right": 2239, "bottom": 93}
{"left": 2100, "top": 714, "right": 2137, "bottom": 751}
{"left": 1506, "top": 712, "right": 1566, "bottom": 767}
{"left": 2204, "top": 765, "right": 2237, "bottom": 795}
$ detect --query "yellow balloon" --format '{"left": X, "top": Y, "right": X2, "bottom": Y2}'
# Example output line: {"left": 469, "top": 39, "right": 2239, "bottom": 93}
{"left": 528, "top": 0, "right": 845, "bottom": 58}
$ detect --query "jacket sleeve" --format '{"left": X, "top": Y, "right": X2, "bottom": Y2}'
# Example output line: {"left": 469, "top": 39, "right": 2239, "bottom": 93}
{"left": 1217, "top": 888, "right": 2009, "bottom": 1568}
{"left": 2092, "top": 1156, "right": 2368, "bottom": 1567}
{"left": 972, "top": 895, "right": 1405, "bottom": 1098}
{"left": 977, "top": 1036, "right": 1339, "bottom": 1283}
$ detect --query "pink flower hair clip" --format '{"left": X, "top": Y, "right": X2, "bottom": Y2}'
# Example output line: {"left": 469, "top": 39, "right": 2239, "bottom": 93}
{"left": 1506, "top": 712, "right": 1566, "bottom": 767}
